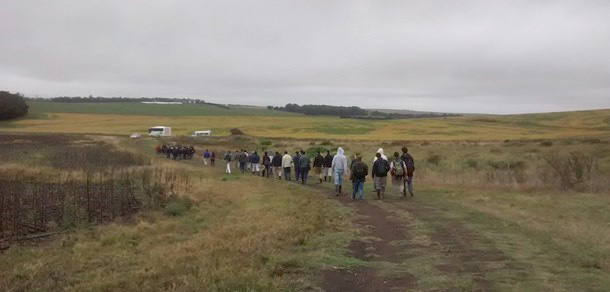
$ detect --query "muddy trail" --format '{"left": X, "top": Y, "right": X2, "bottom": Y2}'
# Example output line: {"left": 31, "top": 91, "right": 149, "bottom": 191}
{"left": 304, "top": 182, "right": 507, "bottom": 292}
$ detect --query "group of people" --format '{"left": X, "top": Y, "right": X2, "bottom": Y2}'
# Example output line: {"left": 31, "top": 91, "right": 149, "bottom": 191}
{"left": 219, "top": 146, "right": 415, "bottom": 201}
{"left": 156, "top": 144, "right": 196, "bottom": 160}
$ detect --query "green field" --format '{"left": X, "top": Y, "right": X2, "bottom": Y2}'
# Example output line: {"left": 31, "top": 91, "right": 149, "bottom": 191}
{"left": 27, "top": 101, "right": 301, "bottom": 117}
{"left": 2, "top": 101, "right": 609, "bottom": 141}
{"left": 1, "top": 102, "right": 610, "bottom": 291}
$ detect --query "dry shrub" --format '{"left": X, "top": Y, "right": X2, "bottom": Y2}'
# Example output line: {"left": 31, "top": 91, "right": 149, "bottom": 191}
{"left": 544, "top": 152, "right": 599, "bottom": 191}
{"left": 230, "top": 128, "right": 245, "bottom": 135}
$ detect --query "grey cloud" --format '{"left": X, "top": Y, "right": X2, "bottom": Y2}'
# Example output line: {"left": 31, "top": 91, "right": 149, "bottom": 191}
{"left": 1, "top": 0, "right": 609, "bottom": 114}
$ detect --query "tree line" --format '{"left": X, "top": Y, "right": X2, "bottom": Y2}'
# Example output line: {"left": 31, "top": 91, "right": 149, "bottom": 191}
{"left": 268, "top": 103, "right": 461, "bottom": 119}
{"left": 0, "top": 91, "right": 29, "bottom": 120}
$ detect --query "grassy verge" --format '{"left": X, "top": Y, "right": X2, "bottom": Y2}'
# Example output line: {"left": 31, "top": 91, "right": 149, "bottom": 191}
{"left": 388, "top": 186, "right": 610, "bottom": 291}
{"left": 0, "top": 137, "right": 357, "bottom": 291}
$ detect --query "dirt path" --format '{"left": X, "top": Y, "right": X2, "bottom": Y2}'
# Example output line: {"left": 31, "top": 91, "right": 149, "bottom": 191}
{"left": 309, "top": 183, "right": 507, "bottom": 291}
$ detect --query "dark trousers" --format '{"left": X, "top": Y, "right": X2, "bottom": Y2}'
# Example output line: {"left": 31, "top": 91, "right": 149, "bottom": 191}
{"left": 294, "top": 167, "right": 300, "bottom": 181}
{"left": 300, "top": 167, "right": 309, "bottom": 184}
{"left": 284, "top": 167, "right": 292, "bottom": 180}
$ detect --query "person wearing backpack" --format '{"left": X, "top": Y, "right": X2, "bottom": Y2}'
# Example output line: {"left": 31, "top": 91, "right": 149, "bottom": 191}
{"left": 371, "top": 152, "right": 390, "bottom": 199}
{"left": 224, "top": 150, "right": 232, "bottom": 174}
{"left": 299, "top": 150, "right": 310, "bottom": 184}
{"left": 323, "top": 150, "right": 333, "bottom": 182}
{"left": 391, "top": 151, "right": 408, "bottom": 197}
{"left": 350, "top": 153, "right": 368, "bottom": 201}
{"left": 272, "top": 151, "right": 282, "bottom": 179}
{"left": 401, "top": 147, "right": 416, "bottom": 196}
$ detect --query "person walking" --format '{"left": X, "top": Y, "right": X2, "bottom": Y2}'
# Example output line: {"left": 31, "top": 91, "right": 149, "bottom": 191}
{"left": 272, "top": 151, "right": 282, "bottom": 180}
{"left": 251, "top": 151, "right": 261, "bottom": 175}
{"left": 224, "top": 151, "right": 232, "bottom": 174}
{"left": 390, "top": 151, "right": 407, "bottom": 197}
{"left": 323, "top": 150, "right": 333, "bottom": 182}
{"left": 262, "top": 151, "right": 271, "bottom": 177}
{"left": 371, "top": 152, "right": 390, "bottom": 199}
{"left": 203, "top": 149, "right": 211, "bottom": 165}
{"left": 401, "top": 147, "right": 416, "bottom": 197}
{"left": 372, "top": 148, "right": 388, "bottom": 192}
{"left": 293, "top": 151, "right": 301, "bottom": 182}
{"left": 210, "top": 151, "right": 216, "bottom": 166}
{"left": 239, "top": 150, "right": 248, "bottom": 173}
{"left": 331, "top": 147, "right": 348, "bottom": 196}
{"left": 281, "top": 151, "right": 293, "bottom": 181}
{"left": 350, "top": 153, "right": 368, "bottom": 201}
{"left": 313, "top": 151, "right": 324, "bottom": 184}
{"left": 299, "top": 150, "right": 310, "bottom": 184}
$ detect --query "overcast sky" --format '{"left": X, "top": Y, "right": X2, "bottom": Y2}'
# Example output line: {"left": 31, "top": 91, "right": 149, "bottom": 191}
{"left": 1, "top": 1, "right": 609, "bottom": 114}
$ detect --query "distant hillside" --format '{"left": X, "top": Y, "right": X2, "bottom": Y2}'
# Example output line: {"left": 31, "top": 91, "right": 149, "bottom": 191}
{"left": 26, "top": 101, "right": 301, "bottom": 117}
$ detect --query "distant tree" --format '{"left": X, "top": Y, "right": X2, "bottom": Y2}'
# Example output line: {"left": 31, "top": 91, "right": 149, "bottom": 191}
{"left": 0, "top": 91, "right": 29, "bottom": 120}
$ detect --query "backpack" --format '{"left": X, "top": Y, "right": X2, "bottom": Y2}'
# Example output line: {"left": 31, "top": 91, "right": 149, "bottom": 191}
{"left": 393, "top": 159, "right": 405, "bottom": 176}
{"left": 374, "top": 159, "right": 390, "bottom": 176}
{"left": 402, "top": 153, "right": 415, "bottom": 173}
{"left": 352, "top": 161, "right": 366, "bottom": 178}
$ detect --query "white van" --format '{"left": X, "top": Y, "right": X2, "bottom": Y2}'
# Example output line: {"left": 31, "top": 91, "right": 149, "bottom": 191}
{"left": 148, "top": 126, "right": 172, "bottom": 137}
{"left": 191, "top": 130, "right": 212, "bottom": 137}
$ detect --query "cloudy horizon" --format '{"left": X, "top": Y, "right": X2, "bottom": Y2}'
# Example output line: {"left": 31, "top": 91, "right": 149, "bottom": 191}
{"left": 1, "top": 1, "right": 609, "bottom": 114}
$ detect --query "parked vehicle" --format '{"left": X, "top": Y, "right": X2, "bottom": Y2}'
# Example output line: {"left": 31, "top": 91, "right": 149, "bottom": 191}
{"left": 148, "top": 126, "right": 172, "bottom": 137}
{"left": 130, "top": 133, "right": 141, "bottom": 139}
{"left": 191, "top": 130, "right": 212, "bottom": 137}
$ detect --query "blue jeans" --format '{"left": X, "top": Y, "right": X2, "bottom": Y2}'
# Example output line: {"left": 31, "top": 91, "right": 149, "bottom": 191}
{"left": 406, "top": 175, "right": 413, "bottom": 193}
{"left": 334, "top": 169, "right": 344, "bottom": 186}
{"left": 300, "top": 167, "right": 309, "bottom": 184}
{"left": 295, "top": 167, "right": 301, "bottom": 181}
{"left": 352, "top": 179, "right": 364, "bottom": 200}
{"left": 283, "top": 167, "right": 291, "bottom": 180}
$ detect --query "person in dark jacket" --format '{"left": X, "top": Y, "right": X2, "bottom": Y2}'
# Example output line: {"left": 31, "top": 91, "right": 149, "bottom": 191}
{"left": 224, "top": 151, "right": 232, "bottom": 173}
{"left": 298, "top": 150, "right": 310, "bottom": 184}
{"left": 239, "top": 150, "right": 248, "bottom": 173}
{"left": 262, "top": 151, "right": 271, "bottom": 177}
{"left": 210, "top": 151, "right": 216, "bottom": 166}
{"left": 313, "top": 151, "right": 325, "bottom": 184}
{"left": 251, "top": 151, "right": 261, "bottom": 175}
{"left": 271, "top": 152, "right": 282, "bottom": 180}
{"left": 323, "top": 150, "right": 333, "bottom": 182}
{"left": 371, "top": 152, "right": 390, "bottom": 199}
{"left": 400, "top": 147, "right": 416, "bottom": 197}
{"left": 293, "top": 151, "right": 301, "bottom": 181}
{"left": 350, "top": 153, "right": 368, "bottom": 201}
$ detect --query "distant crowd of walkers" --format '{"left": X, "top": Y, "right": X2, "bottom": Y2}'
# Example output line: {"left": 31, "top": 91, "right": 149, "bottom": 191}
{"left": 156, "top": 144, "right": 196, "bottom": 160}
{"left": 219, "top": 147, "right": 415, "bottom": 201}
{"left": 155, "top": 144, "right": 415, "bottom": 201}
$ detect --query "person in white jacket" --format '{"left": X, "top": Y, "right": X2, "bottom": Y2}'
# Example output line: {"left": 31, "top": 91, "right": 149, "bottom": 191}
{"left": 373, "top": 148, "right": 388, "bottom": 191}
{"left": 331, "top": 147, "right": 348, "bottom": 196}
{"left": 281, "top": 151, "right": 293, "bottom": 181}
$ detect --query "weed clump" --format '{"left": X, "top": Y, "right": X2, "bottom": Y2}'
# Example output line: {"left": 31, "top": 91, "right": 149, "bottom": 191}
{"left": 544, "top": 152, "right": 598, "bottom": 191}
{"left": 164, "top": 197, "right": 194, "bottom": 217}
{"left": 230, "top": 128, "right": 245, "bottom": 135}
{"left": 319, "top": 141, "right": 333, "bottom": 146}
{"left": 427, "top": 154, "right": 442, "bottom": 165}
{"left": 539, "top": 141, "right": 553, "bottom": 147}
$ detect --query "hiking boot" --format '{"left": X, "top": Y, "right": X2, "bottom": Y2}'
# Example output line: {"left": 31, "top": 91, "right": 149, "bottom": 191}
{"left": 335, "top": 186, "right": 340, "bottom": 196}
{"left": 410, "top": 191, "right": 414, "bottom": 197}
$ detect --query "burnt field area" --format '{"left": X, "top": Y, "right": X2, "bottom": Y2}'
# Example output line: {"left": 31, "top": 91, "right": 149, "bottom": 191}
{"left": 0, "top": 134, "right": 192, "bottom": 250}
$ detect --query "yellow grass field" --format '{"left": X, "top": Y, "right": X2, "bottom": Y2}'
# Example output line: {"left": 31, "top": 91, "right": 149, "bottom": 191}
{"left": 1, "top": 108, "right": 609, "bottom": 141}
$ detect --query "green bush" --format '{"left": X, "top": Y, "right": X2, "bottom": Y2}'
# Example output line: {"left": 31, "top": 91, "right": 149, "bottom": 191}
{"left": 164, "top": 198, "right": 194, "bottom": 216}
{"left": 320, "top": 141, "right": 333, "bottom": 146}
{"left": 260, "top": 140, "right": 272, "bottom": 146}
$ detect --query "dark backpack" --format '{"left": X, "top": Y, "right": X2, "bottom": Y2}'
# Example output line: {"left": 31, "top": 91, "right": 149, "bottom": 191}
{"left": 393, "top": 158, "right": 405, "bottom": 176}
{"left": 352, "top": 162, "right": 366, "bottom": 178}
{"left": 402, "top": 153, "right": 415, "bottom": 173}
{"left": 374, "top": 159, "right": 390, "bottom": 176}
